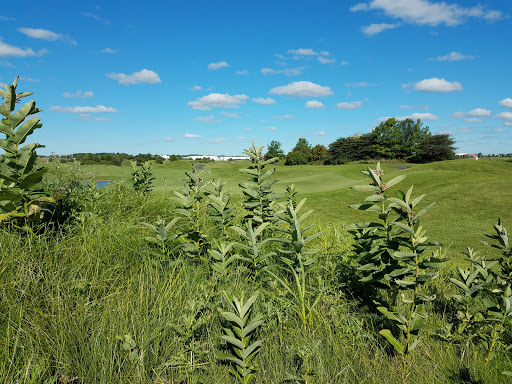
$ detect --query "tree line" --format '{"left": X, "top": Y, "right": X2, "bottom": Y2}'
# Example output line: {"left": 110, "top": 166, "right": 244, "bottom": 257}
{"left": 265, "top": 118, "right": 457, "bottom": 165}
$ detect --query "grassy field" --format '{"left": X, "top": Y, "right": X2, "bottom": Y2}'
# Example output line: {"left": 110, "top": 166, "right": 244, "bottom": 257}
{"left": 55, "top": 158, "right": 512, "bottom": 260}
{"left": 1, "top": 158, "right": 511, "bottom": 383}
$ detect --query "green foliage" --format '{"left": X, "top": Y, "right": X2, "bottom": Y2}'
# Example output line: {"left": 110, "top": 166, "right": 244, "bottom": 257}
{"left": 310, "top": 144, "right": 328, "bottom": 162}
{"left": 239, "top": 142, "right": 279, "bottom": 224}
{"left": 0, "top": 76, "right": 53, "bottom": 224}
{"left": 373, "top": 118, "right": 430, "bottom": 160}
{"left": 208, "top": 240, "right": 239, "bottom": 277}
{"left": 216, "top": 293, "right": 264, "bottom": 384}
{"left": 349, "top": 162, "right": 444, "bottom": 354}
{"left": 140, "top": 217, "right": 180, "bottom": 259}
{"left": 326, "top": 133, "right": 377, "bottom": 164}
{"left": 285, "top": 151, "right": 309, "bottom": 166}
{"left": 206, "top": 179, "right": 235, "bottom": 233}
{"left": 264, "top": 140, "right": 284, "bottom": 160}
{"left": 410, "top": 134, "right": 456, "bottom": 163}
{"left": 130, "top": 160, "right": 155, "bottom": 195}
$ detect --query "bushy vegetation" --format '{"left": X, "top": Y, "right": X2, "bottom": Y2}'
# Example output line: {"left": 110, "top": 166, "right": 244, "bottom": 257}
{"left": 2, "top": 79, "right": 511, "bottom": 383}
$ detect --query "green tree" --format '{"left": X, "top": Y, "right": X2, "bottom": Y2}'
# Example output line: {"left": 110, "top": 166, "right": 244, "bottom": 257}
{"left": 373, "top": 118, "right": 430, "bottom": 159}
{"left": 326, "top": 132, "right": 377, "bottom": 164}
{"left": 310, "top": 144, "right": 328, "bottom": 162}
{"left": 264, "top": 140, "right": 284, "bottom": 160}
{"left": 292, "top": 138, "right": 312, "bottom": 156}
{"left": 285, "top": 138, "right": 312, "bottom": 165}
{"left": 410, "top": 134, "right": 456, "bottom": 163}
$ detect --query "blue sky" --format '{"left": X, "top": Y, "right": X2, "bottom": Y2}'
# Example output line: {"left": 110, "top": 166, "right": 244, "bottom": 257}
{"left": 1, "top": 0, "right": 511, "bottom": 156}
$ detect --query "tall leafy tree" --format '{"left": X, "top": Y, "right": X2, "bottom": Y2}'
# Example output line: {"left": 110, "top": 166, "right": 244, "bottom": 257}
{"left": 326, "top": 133, "right": 377, "bottom": 164}
{"left": 310, "top": 144, "right": 328, "bottom": 162}
{"left": 373, "top": 118, "right": 430, "bottom": 159}
{"left": 264, "top": 140, "right": 284, "bottom": 160}
{"left": 285, "top": 138, "right": 312, "bottom": 165}
{"left": 410, "top": 134, "right": 456, "bottom": 163}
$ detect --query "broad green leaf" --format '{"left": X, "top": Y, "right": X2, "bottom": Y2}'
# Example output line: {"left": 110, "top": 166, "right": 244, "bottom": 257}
{"left": 386, "top": 174, "right": 406, "bottom": 188}
{"left": 379, "top": 329, "right": 404, "bottom": 354}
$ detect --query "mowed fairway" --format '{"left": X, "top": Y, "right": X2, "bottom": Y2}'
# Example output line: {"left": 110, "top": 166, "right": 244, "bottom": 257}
{"left": 71, "top": 158, "right": 512, "bottom": 260}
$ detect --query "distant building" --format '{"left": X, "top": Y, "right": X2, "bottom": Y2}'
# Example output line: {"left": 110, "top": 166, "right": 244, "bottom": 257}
{"left": 456, "top": 153, "right": 478, "bottom": 160}
{"left": 182, "top": 155, "right": 249, "bottom": 161}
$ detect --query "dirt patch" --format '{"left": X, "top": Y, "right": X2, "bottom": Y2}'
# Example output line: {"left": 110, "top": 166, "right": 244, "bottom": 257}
{"left": 195, "top": 164, "right": 206, "bottom": 169}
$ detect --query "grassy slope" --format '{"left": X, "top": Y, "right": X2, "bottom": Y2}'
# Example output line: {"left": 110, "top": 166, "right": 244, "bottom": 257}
{"left": 72, "top": 159, "right": 512, "bottom": 259}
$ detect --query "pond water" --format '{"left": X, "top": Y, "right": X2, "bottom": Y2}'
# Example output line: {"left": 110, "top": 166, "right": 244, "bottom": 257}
{"left": 95, "top": 180, "right": 113, "bottom": 188}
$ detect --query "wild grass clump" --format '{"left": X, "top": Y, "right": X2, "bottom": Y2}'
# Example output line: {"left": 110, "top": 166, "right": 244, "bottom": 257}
{"left": 1, "top": 143, "right": 512, "bottom": 383}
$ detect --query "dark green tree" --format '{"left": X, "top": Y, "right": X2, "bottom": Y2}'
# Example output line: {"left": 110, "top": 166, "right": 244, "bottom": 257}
{"left": 373, "top": 118, "right": 430, "bottom": 159}
{"left": 409, "top": 134, "right": 456, "bottom": 163}
{"left": 310, "top": 144, "right": 328, "bottom": 162}
{"left": 326, "top": 132, "right": 377, "bottom": 164}
{"left": 285, "top": 138, "right": 312, "bottom": 165}
{"left": 264, "top": 140, "right": 284, "bottom": 160}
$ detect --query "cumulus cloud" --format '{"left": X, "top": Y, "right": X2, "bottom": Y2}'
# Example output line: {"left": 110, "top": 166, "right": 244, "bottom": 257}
{"left": 314, "top": 131, "right": 327, "bottom": 136}
{"left": 379, "top": 113, "right": 439, "bottom": 121}
{"left": 411, "top": 77, "right": 463, "bottom": 92}
{"left": 362, "top": 23, "right": 399, "bottom": 35}
{"left": 163, "top": 137, "right": 174, "bottom": 141}
{"left": 50, "top": 105, "right": 119, "bottom": 113}
{"left": 222, "top": 112, "right": 240, "bottom": 118}
{"left": 318, "top": 56, "right": 336, "bottom": 64}
{"left": 350, "top": 0, "right": 505, "bottom": 26}
{"left": 288, "top": 48, "right": 318, "bottom": 56}
{"left": 496, "top": 112, "right": 512, "bottom": 120}
{"left": 184, "top": 133, "right": 201, "bottom": 138}
{"left": 63, "top": 90, "right": 94, "bottom": 98}
{"left": 341, "top": 60, "right": 350, "bottom": 66}
{"left": 499, "top": 98, "right": 512, "bottom": 108}
{"left": 261, "top": 67, "right": 303, "bottom": 76}
{"left": 188, "top": 93, "right": 249, "bottom": 110}
{"left": 107, "top": 69, "right": 161, "bottom": 85}
{"left": 252, "top": 97, "right": 276, "bottom": 105}
{"left": 0, "top": 39, "right": 47, "bottom": 57}
{"left": 236, "top": 70, "right": 248, "bottom": 75}
{"left": 505, "top": 122, "right": 512, "bottom": 127}
{"left": 208, "top": 138, "right": 227, "bottom": 143}
{"left": 431, "top": 51, "right": 474, "bottom": 61}
{"left": 194, "top": 116, "right": 216, "bottom": 123}
{"left": 305, "top": 100, "right": 325, "bottom": 109}
{"left": 451, "top": 108, "right": 491, "bottom": 118}
{"left": 465, "top": 118, "right": 483, "bottom": 123}
{"left": 269, "top": 81, "right": 333, "bottom": 97}
{"left": 274, "top": 114, "right": 294, "bottom": 120}
{"left": 208, "top": 61, "right": 229, "bottom": 70}
{"left": 18, "top": 27, "right": 77, "bottom": 45}
{"left": 190, "top": 85, "right": 202, "bottom": 91}
{"left": 101, "top": 48, "right": 117, "bottom": 54}
{"left": 336, "top": 101, "right": 363, "bottom": 110}
{"left": 264, "top": 126, "right": 278, "bottom": 130}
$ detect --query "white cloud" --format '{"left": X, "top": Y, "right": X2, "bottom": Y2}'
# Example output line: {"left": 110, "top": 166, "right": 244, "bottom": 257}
{"left": 350, "top": 0, "right": 505, "bottom": 26}
{"left": 465, "top": 118, "right": 483, "bottom": 123}
{"left": 163, "top": 137, "right": 174, "bottom": 141}
{"left": 222, "top": 112, "right": 240, "bottom": 118}
{"left": 431, "top": 51, "right": 474, "bottom": 61}
{"left": 505, "top": 122, "right": 512, "bottom": 127}
{"left": 288, "top": 48, "right": 318, "bottom": 56}
{"left": 208, "top": 138, "right": 227, "bottom": 143}
{"left": 499, "top": 98, "right": 512, "bottom": 108}
{"left": 190, "top": 85, "right": 202, "bottom": 91}
{"left": 405, "top": 112, "right": 439, "bottom": 120}
{"left": 400, "top": 104, "right": 429, "bottom": 110}
{"left": 194, "top": 116, "right": 216, "bottom": 123}
{"left": 208, "top": 61, "right": 229, "bottom": 70}
{"left": 362, "top": 23, "right": 399, "bottom": 36}
{"left": 274, "top": 114, "right": 294, "bottom": 120}
{"left": 236, "top": 70, "right": 248, "bottom": 75}
{"left": 346, "top": 82, "right": 373, "bottom": 87}
{"left": 314, "top": 131, "right": 327, "bottom": 136}
{"left": 340, "top": 60, "right": 350, "bottom": 66}
{"left": 496, "top": 112, "right": 512, "bottom": 120}
{"left": 187, "top": 93, "right": 249, "bottom": 110}
{"left": 318, "top": 56, "right": 336, "bottom": 64}
{"left": 252, "top": 97, "right": 276, "bottom": 105}
{"left": 184, "top": 133, "right": 201, "bottom": 138}
{"left": 50, "top": 105, "right": 119, "bottom": 113}
{"left": 269, "top": 81, "right": 333, "bottom": 97}
{"left": 413, "top": 77, "right": 463, "bottom": 92}
{"left": 451, "top": 108, "right": 491, "bottom": 118}
{"left": 82, "top": 12, "right": 110, "bottom": 24}
{"left": 305, "top": 100, "right": 325, "bottom": 109}
{"left": 0, "top": 16, "right": 15, "bottom": 21}
{"left": 18, "top": 27, "right": 77, "bottom": 45}
{"left": 95, "top": 117, "right": 110, "bottom": 121}
{"left": 0, "top": 39, "right": 47, "bottom": 57}
{"left": 261, "top": 67, "right": 303, "bottom": 76}
{"left": 336, "top": 101, "right": 363, "bottom": 110}
{"left": 63, "top": 90, "right": 94, "bottom": 98}
{"left": 107, "top": 69, "right": 161, "bottom": 85}
{"left": 264, "top": 126, "right": 278, "bottom": 130}
{"left": 101, "top": 48, "right": 117, "bottom": 54}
